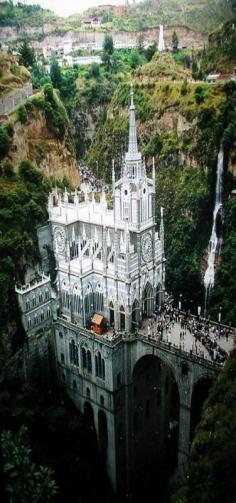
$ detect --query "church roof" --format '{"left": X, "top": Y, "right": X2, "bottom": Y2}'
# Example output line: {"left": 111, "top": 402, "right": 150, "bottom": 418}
{"left": 91, "top": 314, "right": 105, "bottom": 325}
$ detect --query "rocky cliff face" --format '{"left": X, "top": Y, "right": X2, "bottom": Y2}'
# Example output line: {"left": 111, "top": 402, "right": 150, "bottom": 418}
{"left": 0, "top": 25, "right": 207, "bottom": 51}
{"left": 8, "top": 110, "right": 80, "bottom": 187}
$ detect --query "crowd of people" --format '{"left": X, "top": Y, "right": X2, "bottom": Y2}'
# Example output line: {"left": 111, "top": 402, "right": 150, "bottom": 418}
{"left": 142, "top": 305, "right": 235, "bottom": 366}
{"left": 79, "top": 164, "right": 111, "bottom": 194}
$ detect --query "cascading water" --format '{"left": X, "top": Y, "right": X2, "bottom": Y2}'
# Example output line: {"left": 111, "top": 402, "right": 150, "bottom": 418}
{"left": 204, "top": 148, "right": 224, "bottom": 313}
{"left": 158, "top": 25, "right": 165, "bottom": 52}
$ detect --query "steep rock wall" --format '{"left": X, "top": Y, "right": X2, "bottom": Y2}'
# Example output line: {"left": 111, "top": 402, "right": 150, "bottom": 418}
{"left": 0, "top": 25, "right": 207, "bottom": 50}
{"left": 9, "top": 110, "right": 80, "bottom": 187}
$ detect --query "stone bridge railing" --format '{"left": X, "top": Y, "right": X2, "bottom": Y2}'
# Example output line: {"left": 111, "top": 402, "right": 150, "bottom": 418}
{"left": 0, "top": 82, "right": 33, "bottom": 117}
{"left": 56, "top": 317, "right": 222, "bottom": 371}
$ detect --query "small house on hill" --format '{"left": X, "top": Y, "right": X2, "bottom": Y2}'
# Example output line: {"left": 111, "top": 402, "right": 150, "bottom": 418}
{"left": 206, "top": 73, "right": 221, "bottom": 84}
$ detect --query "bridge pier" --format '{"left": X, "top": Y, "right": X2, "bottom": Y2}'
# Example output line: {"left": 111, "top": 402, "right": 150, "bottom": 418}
{"left": 178, "top": 386, "right": 192, "bottom": 469}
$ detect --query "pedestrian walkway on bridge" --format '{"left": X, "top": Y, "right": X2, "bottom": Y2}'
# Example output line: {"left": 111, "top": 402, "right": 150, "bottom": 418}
{"left": 139, "top": 311, "right": 235, "bottom": 366}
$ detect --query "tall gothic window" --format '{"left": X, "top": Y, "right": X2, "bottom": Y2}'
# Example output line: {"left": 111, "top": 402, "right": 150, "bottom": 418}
{"left": 81, "top": 348, "right": 92, "bottom": 374}
{"left": 69, "top": 340, "right": 79, "bottom": 366}
{"left": 123, "top": 201, "right": 129, "bottom": 220}
{"left": 95, "top": 352, "right": 105, "bottom": 380}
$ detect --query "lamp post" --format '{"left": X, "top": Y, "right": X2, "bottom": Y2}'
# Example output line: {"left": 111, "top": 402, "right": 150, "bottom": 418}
{"left": 218, "top": 306, "right": 222, "bottom": 329}
{"left": 178, "top": 293, "right": 182, "bottom": 311}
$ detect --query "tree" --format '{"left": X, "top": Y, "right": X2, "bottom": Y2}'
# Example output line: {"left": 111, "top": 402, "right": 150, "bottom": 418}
{"left": 172, "top": 30, "right": 179, "bottom": 51}
{"left": 129, "top": 50, "right": 142, "bottom": 69}
{"left": 50, "top": 55, "right": 62, "bottom": 89}
{"left": 2, "top": 425, "right": 57, "bottom": 502}
{"left": 101, "top": 9, "right": 113, "bottom": 23}
{"left": 145, "top": 43, "right": 157, "bottom": 62}
{"left": 0, "top": 127, "right": 11, "bottom": 158}
{"left": 102, "top": 34, "right": 114, "bottom": 68}
{"left": 103, "top": 34, "right": 114, "bottom": 55}
{"left": 90, "top": 62, "right": 100, "bottom": 79}
{"left": 17, "top": 105, "right": 27, "bottom": 123}
{"left": 19, "top": 39, "right": 35, "bottom": 68}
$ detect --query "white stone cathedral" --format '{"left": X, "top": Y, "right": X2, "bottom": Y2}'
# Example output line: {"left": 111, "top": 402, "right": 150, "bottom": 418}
{"left": 47, "top": 87, "right": 165, "bottom": 332}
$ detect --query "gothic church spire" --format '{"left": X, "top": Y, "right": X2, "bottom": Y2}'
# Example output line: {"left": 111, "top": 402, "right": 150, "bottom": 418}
{"left": 128, "top": 84, "right": 138, "bottom": 156}
{"left": 125, "top": 84, "right": 141, "bottom": 163}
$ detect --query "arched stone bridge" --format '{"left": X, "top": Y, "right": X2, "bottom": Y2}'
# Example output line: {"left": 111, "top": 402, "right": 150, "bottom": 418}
{"left": 55, "top": 319, "right": 221, "bottom": 492}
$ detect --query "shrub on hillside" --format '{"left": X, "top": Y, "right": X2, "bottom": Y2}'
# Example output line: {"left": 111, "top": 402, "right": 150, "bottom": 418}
{"left": 0, "top": 127, "right": 11, "bottom": 158}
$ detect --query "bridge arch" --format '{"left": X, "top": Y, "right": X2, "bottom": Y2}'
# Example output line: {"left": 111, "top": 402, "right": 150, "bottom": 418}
{"left": 190, "top": 375, "right": 214, "bottom": 441}
{"left": 130, "top": 353, "right": 180, "bottom": 484}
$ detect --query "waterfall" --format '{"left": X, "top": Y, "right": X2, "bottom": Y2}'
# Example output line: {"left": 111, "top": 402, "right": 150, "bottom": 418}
{"left": 158, "top": 25, "right": 165, "bottom": 52}
{"left": 204, "top": 149, "right": 224, "bottom": 310}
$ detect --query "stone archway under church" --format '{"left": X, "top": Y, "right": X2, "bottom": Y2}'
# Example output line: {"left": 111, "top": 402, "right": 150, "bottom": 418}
{"left": 130, "top": 354, "right": 179, "bottom": 495}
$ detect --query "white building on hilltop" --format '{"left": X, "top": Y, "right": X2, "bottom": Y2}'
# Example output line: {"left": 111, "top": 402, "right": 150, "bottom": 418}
{"left": 48, "top": 87, "right": 165, "bottom": 333}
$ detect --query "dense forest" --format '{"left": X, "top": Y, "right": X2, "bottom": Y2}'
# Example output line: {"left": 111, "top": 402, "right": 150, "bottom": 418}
{"left": 0, "top": 2, "right": 236, "bottom": 501}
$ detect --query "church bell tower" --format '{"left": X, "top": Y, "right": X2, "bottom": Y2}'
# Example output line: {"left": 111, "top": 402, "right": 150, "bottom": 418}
{"left": 114, "top": 85, "right": 156, "bottom": 229}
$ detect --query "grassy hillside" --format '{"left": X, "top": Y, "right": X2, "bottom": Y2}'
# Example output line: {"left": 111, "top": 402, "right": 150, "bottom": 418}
{"left": 0, "top": 1, "right": 57, "bottom": 27}
{"left": 0, "top": 52, "right": 30, "bottom": 97}
{"left": 201, "top": 17, "right": 236, "bottom": 73}
{"left": 123, "top": 0, "right": 235, "bottom": 34}
{"left": 84, "top": 0, "right": 235, "bottom": 34}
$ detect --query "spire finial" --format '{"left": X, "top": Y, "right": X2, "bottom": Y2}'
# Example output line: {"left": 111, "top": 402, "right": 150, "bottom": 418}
{"left": 127, "top": 82, "right": 138, "bottom": 156}
{"left": 130, "top": 82, "right": 134, "bottom": 107}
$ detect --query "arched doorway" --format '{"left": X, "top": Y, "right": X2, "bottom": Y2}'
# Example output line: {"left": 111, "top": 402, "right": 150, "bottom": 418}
{"left": 109, "top": 301, "right": 114, "bottom": 326}
{"left": 142, "top": 282, "right": 154, "bottom": 318}
{"left": 132, "top": 299, "right": 139, "bottom": 332}
{"left": 131, "top": 355, "right": 179, "bottom": 498}
{"left": 120, "top": 305, "right": 125, "bottom": 330}
{"left": 190, "top": 377, "right": 213, "bottom": 441}
{"left": 98, "top": 409, "right": 108, "bottom": 463}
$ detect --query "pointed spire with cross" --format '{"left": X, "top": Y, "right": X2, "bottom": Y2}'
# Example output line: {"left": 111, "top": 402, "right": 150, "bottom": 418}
{"left": 127, "top": 83, "right": 139, "bottom": 157}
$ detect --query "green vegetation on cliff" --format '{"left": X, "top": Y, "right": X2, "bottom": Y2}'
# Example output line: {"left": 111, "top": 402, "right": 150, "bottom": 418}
{"left": 210, "top": 199, "right": 236, "bottom": 324}
{"left": 0, "top": 162, "right": 50, "bottom": 347}
{"left": 0, "top": 52, "right": 30, "bottom": 98}
{"left": 0, "top": 1, "right": 57, "bottom": 27}
{"left": 124, "top": 0, "right": 234, "bottom": 33}
{"left": 76, "top": 0, "right": 235, "bottom": 34}
{"left": 173, "top": 350, "right": 236, "bottom": 503}
{"left": 201, "top": 17, "right": 236, "bottom": 74}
